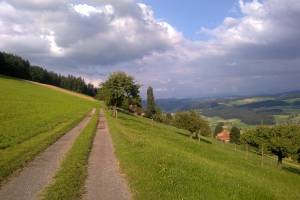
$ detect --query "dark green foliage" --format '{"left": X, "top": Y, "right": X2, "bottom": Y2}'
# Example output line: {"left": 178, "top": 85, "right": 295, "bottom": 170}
{"left": 230, "top": 126, "right": 240, "bottom": 144}
{"left": 174, "top": 111, "right": 211, "bottom": 138}
{"left": 214, "top": 122, "right": 224, "bottom": 137}
{"left": 0, "top": 52, "right": 97, "bottom": 96}
{"left": 98, "top": 72, "right": 141, "bottom": 116}
{"left": 146, "top": 86, "right": 157, "bottom": 118}
{"left": 0, "top": 52, "right": 31, "bottom": 79}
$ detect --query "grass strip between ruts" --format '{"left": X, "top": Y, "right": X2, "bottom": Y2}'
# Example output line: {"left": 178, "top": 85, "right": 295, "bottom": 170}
{"left": 42, "top": 108, "right": 99, "bottom": 200}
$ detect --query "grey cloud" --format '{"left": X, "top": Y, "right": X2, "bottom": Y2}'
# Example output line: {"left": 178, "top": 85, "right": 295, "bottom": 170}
{"left": 6, "top": 0, "right": 67, "bottom": 10}
{"left": 0, "top": 0, "right": 179, "bottom": 67}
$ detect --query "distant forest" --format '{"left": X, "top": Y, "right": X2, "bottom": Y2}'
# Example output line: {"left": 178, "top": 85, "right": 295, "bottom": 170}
{"left": 0, "top": 52, "right": 97, "bottom": 96}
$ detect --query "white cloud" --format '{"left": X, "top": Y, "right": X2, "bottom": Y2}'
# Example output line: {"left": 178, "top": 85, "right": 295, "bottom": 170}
{"left": 73, "top": 4, "right": 114, "bottom": 17}
{"left": 239, "top": 0, "right": 266, "bottom": 16}
{"left": 1, "top": 0, "right": 300, "bottom": 97}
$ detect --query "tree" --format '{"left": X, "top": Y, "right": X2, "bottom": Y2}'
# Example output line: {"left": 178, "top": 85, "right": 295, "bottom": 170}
{"left": 146, "top": 86, "right": 156, "bottom": 118}
{"left": 242, "top": 125, "right": 300, "bottom": 168}
{"left": 214, "top": 122, "right": 224, "bottom": 137}
{"left": 100, "top": 72, "right": 141, "bottom": 117}
{"left": 174, "top": 111, "right": 211, "bottom": 139}
{"left": 230, "top": 126, "right": 241, "bottom": 144}
{"left": 268, "top": 125, "right": 300, "bottom": 168}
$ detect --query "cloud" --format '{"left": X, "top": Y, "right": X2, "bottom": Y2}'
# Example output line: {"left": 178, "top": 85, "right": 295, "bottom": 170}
{"left": 0, "top": 0, "right": 182, "bottom": 67}
{"left": 0, "top": 0, "right": 300, "bottom": 98}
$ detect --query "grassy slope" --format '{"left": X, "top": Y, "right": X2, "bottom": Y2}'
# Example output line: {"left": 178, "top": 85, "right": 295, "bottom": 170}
{"left": 42, "top": 109, "right": 99, "bottom": 200}
{"left": 106, "top": 111, "right": 300, "bottom": 200}
{"left": 0, "top": 76, "right": 98, "bottom": 182}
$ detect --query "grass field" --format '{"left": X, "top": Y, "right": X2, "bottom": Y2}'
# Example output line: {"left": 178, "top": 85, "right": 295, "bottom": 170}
{"left": 42, "top": 109, "right": 99, "bottom": 200}
{"left": 0, "top": 76, "right": 98, "bottom": 182}
{"left": 106, "top": 111, "right": 300, "bottom": 200}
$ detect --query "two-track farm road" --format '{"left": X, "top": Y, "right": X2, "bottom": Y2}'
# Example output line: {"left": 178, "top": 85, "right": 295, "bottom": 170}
{"left": 0, "top": 109, "right": 96, "bottom": 200}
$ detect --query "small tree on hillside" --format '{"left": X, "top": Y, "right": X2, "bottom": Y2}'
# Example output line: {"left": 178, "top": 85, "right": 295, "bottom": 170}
{"left": 268, "top": 125, "right": 300, "bottom": 168}
{"left": 99, "top": 72, "right": 141, "bottom": 117}
{"left": 146, "top": 86, "right": 157, "bottom": 118}
{"left": 174, "top": 111, "right": 211, "bottom": 139}
{"left": 242, "top": 125, "right": 300, "bottom": 168}
{"left": 214, "top": 122, "right": 224, "bottom": 137}
{"left": 230, "top": 126, "right": 241, "bottom": 144}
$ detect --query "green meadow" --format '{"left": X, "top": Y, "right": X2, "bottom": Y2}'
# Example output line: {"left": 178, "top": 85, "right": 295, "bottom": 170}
{"left": 0, "top": 76, "right": 97, "bottom": 182}
{"left": 106, "top": 110, "right": 300, "bottom": 200}
{"left": 1, "top": 75, "right": 300, "bottom": 200}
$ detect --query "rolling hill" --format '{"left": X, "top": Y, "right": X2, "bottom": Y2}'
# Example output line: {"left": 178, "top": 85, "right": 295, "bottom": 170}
{"left": 1, "top": 75, "right": 299, "bottom": 200}
{"left": 106, "top": 110, "right": 300, "bottom": 200}
{"left": 0, "top": 75, "right": 98, "bottom": 182}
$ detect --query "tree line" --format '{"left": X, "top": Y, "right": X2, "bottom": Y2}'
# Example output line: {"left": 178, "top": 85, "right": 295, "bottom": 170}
{"left": 0, "top": 51, "right": 97, "bottom": 96}
{"left": 97, "top": 72, "right": 212, "bottom": 138}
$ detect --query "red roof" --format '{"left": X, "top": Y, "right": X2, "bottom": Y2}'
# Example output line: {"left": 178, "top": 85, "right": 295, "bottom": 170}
{"left": 216, "top": 129, "right": 230, "bottom": 142}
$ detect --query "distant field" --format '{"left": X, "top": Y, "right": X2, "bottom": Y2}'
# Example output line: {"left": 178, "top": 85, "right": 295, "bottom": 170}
{"left": 204, "top": 116, "right": 254, "bottom": 131}
{"left": 107, "top": 111, "right": 300, "bottom": 200}
{"left": 0, "top": 76, "right": 98, "bottom": 182}
{"left": 224, "top": 97, "right": 274, "bottom": 106}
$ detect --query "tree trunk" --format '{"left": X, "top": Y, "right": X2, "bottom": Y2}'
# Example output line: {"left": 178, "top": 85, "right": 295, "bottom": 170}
{"left": 261, "top": 144, "right": 264, "bottom": 167}
{"left": 113, "top": 103, "right": 117, "bottom": 118}
{"left": 245, "top": 144, "right": 249, "bottom": 160}
{"left": 277, "top": 155, "right": 283, "bottom": 168}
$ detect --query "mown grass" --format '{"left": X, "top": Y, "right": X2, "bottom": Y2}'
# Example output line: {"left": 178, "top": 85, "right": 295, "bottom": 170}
{"left": 106, "top": 111, "right": 300, "bottom": 200}
{"left": 0, "top": 76, "right": 98, "bottom": 182}
{"left": 42, "top": 109, "right": 99, "bottom": 200}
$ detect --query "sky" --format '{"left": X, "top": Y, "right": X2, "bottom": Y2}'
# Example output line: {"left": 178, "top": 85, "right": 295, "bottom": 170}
{"left": 0, "top": 0, "right": 300, "bottom": 98}
{"left": 141, "top": 0, "right": 239, "bottom": 40}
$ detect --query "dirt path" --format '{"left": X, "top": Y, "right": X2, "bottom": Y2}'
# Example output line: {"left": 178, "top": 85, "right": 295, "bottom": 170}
{"left": 0, "top": 108, "right": 96, "bottom": 200}
{"left": 83, "top": 110, "right": 132, "bottom": 200}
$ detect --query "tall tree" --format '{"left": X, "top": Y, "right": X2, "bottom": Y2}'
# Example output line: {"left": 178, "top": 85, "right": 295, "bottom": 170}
{"left": 146, "top": 86, "right": 156, "bottom": 118}
{"left": 230, "top": 126, "right": 241, "bottom": 144}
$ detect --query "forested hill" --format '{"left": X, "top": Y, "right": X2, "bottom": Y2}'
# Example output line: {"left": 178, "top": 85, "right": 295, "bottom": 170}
{"left": 0, "top": 51, "right": 97, "bottom": 96}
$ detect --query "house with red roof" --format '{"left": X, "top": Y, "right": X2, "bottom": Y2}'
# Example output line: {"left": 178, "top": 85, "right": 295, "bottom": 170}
{"left": 216, "top": 129, "right": 230, "bottom": 143}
